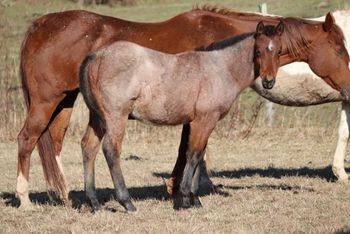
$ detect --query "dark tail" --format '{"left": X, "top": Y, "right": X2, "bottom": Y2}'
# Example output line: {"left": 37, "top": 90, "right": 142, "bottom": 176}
{"left": 20, "top": 23, "right": 67, "bottom": 197}
{"left": 79, "top": 53, "right": 99, "bottom": 114}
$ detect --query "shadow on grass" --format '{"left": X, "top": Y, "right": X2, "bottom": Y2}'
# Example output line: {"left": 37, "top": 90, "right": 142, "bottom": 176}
{"left": 0, "top": 184, "right": 169, "bottom": 210}
{"left": 0, "top": 182, "right": 218, "bottom": 210}
{"left": 1, "top": 165, "right": 348, "bottom": 210}
{"left": 153, "top": 165, "right": 350, "bottom": 182}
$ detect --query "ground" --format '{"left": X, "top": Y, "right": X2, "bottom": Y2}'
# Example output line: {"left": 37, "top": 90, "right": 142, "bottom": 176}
{"left": 1, "top": 127, "right": 350, "bottom": 233}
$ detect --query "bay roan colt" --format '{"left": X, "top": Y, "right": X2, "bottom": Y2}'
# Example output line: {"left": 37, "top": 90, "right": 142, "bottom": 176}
{"left": 18, "top": 6, "right": 349, "bottom": 209}
{"left": 79, "top": 22, "right": 284, "bottom": 211}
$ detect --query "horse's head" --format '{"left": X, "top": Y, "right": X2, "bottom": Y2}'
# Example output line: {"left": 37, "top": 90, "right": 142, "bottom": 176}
{"left": 254, "top": 21, "right": 284, "bottom": 89}
{"left": 306, "top": 13, "right": 350, "bottom": 96}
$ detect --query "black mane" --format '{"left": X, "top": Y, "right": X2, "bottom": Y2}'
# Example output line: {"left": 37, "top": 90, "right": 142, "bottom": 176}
{"left": 198, "top": 32, "right": 254, "bottom": 51}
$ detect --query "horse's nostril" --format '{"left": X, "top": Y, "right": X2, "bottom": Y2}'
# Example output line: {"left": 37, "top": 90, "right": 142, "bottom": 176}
{"left": 262, "top": 77, "right": 275, "bottom": 89}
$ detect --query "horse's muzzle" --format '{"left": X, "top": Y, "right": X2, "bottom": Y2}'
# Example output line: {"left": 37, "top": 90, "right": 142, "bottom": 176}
{"left": 262, "top": 76, "right": 276, "bottom": 89}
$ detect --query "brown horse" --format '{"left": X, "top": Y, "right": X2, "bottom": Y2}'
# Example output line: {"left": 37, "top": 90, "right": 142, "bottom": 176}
{"left": 79, "top": 22, "right": 284, "bottom": 210}
{"left": 18, "top": 7, "right": 349, "bottom": 209}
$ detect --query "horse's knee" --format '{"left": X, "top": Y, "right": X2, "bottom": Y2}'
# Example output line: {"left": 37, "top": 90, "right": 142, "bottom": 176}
{"left": 17, "top": 129, "right": 36, "bottom": 159}
{"left": 82, "top": 126, "right": 103, "bottom": 159}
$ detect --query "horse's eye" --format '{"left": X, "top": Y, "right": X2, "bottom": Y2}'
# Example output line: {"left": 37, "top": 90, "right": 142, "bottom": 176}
{"left": 278, "top": 49, "right": 282, "bottom": 55}
{"left": 255, "top": 50, "right": 261, "bottom": 57}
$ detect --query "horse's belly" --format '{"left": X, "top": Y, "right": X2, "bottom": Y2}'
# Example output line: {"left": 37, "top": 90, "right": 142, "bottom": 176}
{"left": 131, "top": 105, "right": 194, "bottom": 125}
{"left": 131, "top": 94, "right": 195, "bottom": 125}
{"left": 252, "top": 69, "right": 345, "bottom": 106}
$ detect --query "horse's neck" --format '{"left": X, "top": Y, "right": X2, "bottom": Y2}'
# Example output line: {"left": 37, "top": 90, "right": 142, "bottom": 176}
{"left": 208, "top": 37, "right": 255, "bottom": 88}
{"left": 221, "top": 37, "right": 255, "bottom": 79}
{"left": 281, "top": 19, "right": 323, "bottom": 65}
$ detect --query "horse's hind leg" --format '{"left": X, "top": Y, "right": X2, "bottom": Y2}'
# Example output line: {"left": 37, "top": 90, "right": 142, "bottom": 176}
{"left": 332, "top": 101, "right": 350, "bottom": 182}
{"left": 166, "top": 124, "right": 190, "bottom": 195}
{"left": 81, "top": 111, "right": 105, "bottom": 211}
{"left": 174, "top": 116, "right": 218, "bottom": 209}
{"left": 102, "top": 115, "right": 136, "bottom": 212}
{"left": 17, "top": 98, "right": 63, "bottom": 209}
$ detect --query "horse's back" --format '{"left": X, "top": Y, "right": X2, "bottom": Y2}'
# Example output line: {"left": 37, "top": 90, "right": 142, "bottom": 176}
{"left": 21, "top": 10, "right": 135, "bottom": 93}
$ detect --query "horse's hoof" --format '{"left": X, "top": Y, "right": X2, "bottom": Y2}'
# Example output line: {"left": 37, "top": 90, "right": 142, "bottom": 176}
{"left": 18, "top": 203, "right": 34, "bottom": 211}
{"left": 337, "top": 177, "right": 349, "bottom": 183}
{"left": 173, "top": 195, "right": 191, "bottom": 210}
{"left": 191, "top": 196, "right": 202, "bottom": 208}
{"left": 164, "top": 177, "right": 175, "bottom": 195}
{"left": 124, "top": 202, "right": 137, "bottom": 213}
{"left": 92, "top": 203, "right": 102, "bottom": 212}
{"left": 332, "top": 167, "right": 349, "bottom": 182}
{"left": 17, "top": 195, "right": 33, "bottom": 211}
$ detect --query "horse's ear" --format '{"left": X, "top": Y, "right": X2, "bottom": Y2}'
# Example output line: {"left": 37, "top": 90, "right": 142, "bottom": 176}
{"left": 323, "top": 12, "right": 335, "bottom": 32}
{"left": 256, "top": 21, "right": 265, "bottom": 35}
{"left": 275, "top": 21, "right": 284, "bottom": 36}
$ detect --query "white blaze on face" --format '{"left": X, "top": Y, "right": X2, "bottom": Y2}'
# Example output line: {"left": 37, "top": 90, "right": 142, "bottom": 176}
{"left": 267, "top": 40, "right": 275, "bottom": 52}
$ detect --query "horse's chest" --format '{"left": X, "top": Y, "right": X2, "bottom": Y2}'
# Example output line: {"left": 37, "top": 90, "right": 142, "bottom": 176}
{"left": 196, "top": 76, "right": 237, "bottom": 115}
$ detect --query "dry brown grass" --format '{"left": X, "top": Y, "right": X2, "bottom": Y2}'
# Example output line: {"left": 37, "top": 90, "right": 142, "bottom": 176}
{"left": 1, "top": 127, "right": 350, "bottom": 233}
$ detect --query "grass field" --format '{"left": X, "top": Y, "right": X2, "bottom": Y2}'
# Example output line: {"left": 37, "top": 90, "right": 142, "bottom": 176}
{"left": 1, "top": 0, "right": 350, "bottom": 233}
{"left": 1, "top": 128, "right": 350, "bottom": 233}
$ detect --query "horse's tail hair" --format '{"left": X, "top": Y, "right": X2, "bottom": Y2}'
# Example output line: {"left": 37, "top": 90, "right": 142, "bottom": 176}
{"left": 20, "top": 23, "right": 67, "bottom": 197}
{"left": 79, "top": 53, "right": 100, "bottom": 115}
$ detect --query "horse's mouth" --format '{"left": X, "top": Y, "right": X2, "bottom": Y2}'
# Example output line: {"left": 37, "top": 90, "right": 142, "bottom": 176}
{"left": 262, "top": 77, "right": 276, "bottom": 89}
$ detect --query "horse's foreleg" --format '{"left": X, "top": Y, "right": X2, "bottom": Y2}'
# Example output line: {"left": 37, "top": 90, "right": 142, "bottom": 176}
{"left": 190, "top": 156, "right": 204, "bottom": 208}
{"left": 174, "top": 117, "right": 218, "bottom": 210}
{"left": 102, "top": 116, "right": 136, "bottom": 213}
{"left": 81, "top": 111, "right": 105, "bottom": 211}
{"left": 332, "top": 101, "right": 350, "bottom": 182}
{"left": 191, "top": 150, "right": 223, "bottom": 207}
{"left": 17, "top": 99, "right": 62, "bottom": 209}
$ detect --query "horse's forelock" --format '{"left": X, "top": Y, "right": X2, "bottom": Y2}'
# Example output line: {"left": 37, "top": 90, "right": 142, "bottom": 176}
{"left": 262, "top": 25, "right": 278, "bottom": 37}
